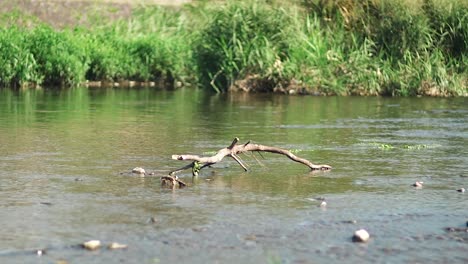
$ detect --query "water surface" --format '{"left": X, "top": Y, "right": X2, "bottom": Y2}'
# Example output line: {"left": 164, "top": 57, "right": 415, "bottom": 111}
{"left": 0, "top": 88, "right": 467, "bottom": 263}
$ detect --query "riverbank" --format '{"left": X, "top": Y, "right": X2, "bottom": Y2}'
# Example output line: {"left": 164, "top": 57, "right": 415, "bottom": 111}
{"left": 0, "top": 0, "right": 466, "bottom": 96}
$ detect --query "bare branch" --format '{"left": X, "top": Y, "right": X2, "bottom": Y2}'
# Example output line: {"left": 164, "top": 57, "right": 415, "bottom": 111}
{"left": 230, "top": 154, "right": 248, "bottom": 171}
{"left": 169, "top": 138, "right": 331, "bottom": 176}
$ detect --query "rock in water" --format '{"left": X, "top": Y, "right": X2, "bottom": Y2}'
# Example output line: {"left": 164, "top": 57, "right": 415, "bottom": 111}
{"left": 352, "top": 229, "right": 370, "bottom": 243}
{"left": 412, "top": 181, "right": 423, "bottom": 188}
{"left": 108, "top": 242, "right": 128, "bottom": 250}
{"left": 132, "top": 167, "right": 146, "bottom": 175}
{"left": 83, "top": 240, "right": 101, "bottom": 250}
{"left": 457, "top": 188, "right": 465, "bottom": 193}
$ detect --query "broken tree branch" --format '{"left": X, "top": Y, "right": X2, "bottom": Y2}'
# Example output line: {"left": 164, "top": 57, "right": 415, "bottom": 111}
{"left": 169, "top": 138, "right": 331, "bottom": 176}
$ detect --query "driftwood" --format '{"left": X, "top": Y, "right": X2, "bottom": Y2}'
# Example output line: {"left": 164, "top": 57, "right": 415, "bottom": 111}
{"left": 169, "top": 138, "right": 331, "bottom": 177}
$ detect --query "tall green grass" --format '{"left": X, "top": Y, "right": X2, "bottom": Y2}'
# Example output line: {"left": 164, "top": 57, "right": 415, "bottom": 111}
{"left": 0, "top": 0, "right": 466, "bottom": 96}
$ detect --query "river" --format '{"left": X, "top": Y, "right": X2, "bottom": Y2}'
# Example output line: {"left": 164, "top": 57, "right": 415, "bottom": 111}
{"left": 0, "top": 87, "right": 466, "bottom": 263}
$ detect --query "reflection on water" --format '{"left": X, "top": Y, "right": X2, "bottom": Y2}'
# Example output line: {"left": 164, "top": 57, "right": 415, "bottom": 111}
{"left": 0, "top": 88, "right": 467, "bottom": 263}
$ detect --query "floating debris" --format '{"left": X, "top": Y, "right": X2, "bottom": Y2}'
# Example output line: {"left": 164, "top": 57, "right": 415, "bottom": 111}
{"left": 132, "top": 167, "right": 146, "bottom": 175}
{"left": 352, "top": 229, "right": 370, "bottom": 243}
{"left": 342, "top": 220, "right": 358, "bottom": 224}
{"left": 108, "top": 242, "right": 128, "bottom": 250}
{"left": 457, "top": 188, "right": 465, "bottom": 193}
{"left": 412, "top": 181, "right": 424, "bottom": 188}
{"left": 82, "top": 240, "right": 101, "bottom": 250}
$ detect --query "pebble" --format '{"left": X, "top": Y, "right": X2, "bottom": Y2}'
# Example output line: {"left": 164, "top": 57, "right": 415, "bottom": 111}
{"left": 82, "top": 240, "right": 101, "bottom": 250}
{"left": 147, "top": 217, "right": 158, "bottom": 223}
{"left": 457, "top": 188, "right": 465, "bottom": 193}
{"left": 132, "top": 167, "right": 146, "bottom": 175}
{"left": 352, "top": 229, "right": 370, "bottom": 243}
{"left": 108, "top": 242, "right": 128, "bottom": 250}
{"left": 412, "top": 181, "right": 423, "bottom": 188}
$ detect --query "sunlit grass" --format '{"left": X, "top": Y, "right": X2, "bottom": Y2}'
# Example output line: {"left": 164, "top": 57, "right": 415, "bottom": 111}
{"left": 0, "top": 0, "right": 466, "bottom": 96}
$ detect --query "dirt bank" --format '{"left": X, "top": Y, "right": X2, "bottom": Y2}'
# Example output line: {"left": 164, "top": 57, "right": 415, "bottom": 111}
{"left": 0, "top": 0, "right": 191, "bottom": 28}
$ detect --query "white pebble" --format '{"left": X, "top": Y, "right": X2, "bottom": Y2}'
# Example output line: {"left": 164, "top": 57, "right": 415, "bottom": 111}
{"left": 132, "top": 167, "right": 146, "bottom": 175}
{"left": 108, "top": 242, "right": 128, "bottom": 250}
{"left": 352, "top": 229, "right": 370, "bottom": 243}
{"left": 83, "top": 240, "right": 101, "bottom": 250}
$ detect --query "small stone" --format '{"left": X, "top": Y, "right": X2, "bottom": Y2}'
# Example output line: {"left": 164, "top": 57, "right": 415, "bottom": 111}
{"left": 108, "top": 242, "right": 128, "bottom": 250}
{"left": 147, "top": 217, "right": 158, "bottom": 223}
{"left": 457, "top": 188, "right": 465, "bottom": 193}
{"left": 352, "top": 229, "right": 370, "bottom": 243}
{"left": 82, "top": 240, "right": 101, "bottom": 250}
{"left": 412, "top": 181, "right": 423, "bottom": 188}
{"left": 244, "top": 234, "right": 257, "bottom": 241}
{"left": 132, "top": 167, "right": 146, "bottom": 175}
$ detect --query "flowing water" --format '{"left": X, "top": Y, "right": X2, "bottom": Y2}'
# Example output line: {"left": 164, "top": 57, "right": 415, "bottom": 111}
{"left": 0, "top": 88, "right": 466, "bottom": 263}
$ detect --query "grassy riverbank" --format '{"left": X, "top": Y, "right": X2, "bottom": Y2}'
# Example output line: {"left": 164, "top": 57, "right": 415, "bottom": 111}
{"left": 0, "top": 0, "right": 466, "bottom": 96}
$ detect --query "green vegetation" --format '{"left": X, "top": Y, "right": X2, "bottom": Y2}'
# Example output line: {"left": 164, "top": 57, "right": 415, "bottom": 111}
{"left": 0, "top": 0, "right": 466, "bottom": 96}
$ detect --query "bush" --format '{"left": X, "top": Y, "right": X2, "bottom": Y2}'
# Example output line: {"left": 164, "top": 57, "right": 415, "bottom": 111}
{"left": 27, "top": 25, "right": 88, "bottom": 86}
{"left": 193, "top": 0, "right": 294, "bottom": 92}
{"left": 0, "top": 27, "right": 38, "bottom": 87}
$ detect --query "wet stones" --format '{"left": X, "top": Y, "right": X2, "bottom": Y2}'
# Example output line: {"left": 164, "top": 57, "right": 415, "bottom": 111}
{"left": 352, "top": 229, "right": 370, "bottom": 243}
{"left": 161, "top": 175, "right": 187, "bottom": 188}
{"left": 82, "top": 240, "right": 127, "bottom": 250}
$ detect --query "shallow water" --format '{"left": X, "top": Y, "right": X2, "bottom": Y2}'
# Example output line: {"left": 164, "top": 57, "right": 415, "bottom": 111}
{"left": 0, "top": 88, "right": 466, "bottom": 263}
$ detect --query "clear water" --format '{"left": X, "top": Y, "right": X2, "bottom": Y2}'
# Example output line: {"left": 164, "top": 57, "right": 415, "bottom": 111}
{"left": 0, "top": 88, "right": 467, "bottom": 263}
